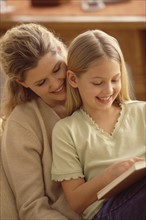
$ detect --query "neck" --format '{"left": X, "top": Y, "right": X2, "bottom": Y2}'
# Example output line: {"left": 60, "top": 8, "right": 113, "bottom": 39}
{"left": 86, "top": 104, "right": 121, "bottom": 134}
{"left": 52, "top": 102, "right": 67, "bottom": 118}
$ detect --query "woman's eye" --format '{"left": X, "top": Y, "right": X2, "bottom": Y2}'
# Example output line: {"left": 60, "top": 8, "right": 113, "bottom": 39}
{"left": 53, "top": 62, "right": 67, "bottom": 73}
{"left": 37, "top": 79, "right": 46, "bottom": 86}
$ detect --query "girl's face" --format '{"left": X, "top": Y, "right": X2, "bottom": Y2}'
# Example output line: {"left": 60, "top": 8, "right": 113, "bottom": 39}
{"left": 68, "top": 58, "right": 121, "bottom": 114}
{"left": 18, "top": 52, "right": 67, "bottom": 107}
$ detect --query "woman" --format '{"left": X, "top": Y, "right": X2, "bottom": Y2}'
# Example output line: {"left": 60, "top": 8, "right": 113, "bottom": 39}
{"left": 0, "top": 23, "right": 81, "bottom": 220}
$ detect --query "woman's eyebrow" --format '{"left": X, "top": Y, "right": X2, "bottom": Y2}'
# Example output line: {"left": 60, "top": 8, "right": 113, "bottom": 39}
{"left": 53, "top": 62, "right": 60, "bottom": 71}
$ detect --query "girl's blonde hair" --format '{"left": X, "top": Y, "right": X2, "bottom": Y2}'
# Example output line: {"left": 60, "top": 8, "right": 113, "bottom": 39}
{"left": 0, "top": 23, "right": 67, "bottom": 119}
{"left": 67, "top": 30, "right": 132, "bottom": 115}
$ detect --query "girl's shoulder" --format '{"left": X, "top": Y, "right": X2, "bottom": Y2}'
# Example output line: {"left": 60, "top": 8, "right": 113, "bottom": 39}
{"left": 124, "top": 100, "right": 145, "bottom": 106}
{"left": 53, "top": 109, "right": 83, "bottom": 131}
{"left": 123, "top": 100, "right": 146, "bottom": 113}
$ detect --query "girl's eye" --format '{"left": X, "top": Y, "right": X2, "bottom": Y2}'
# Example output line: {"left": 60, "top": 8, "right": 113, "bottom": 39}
{"left": 112, "top": 75, "right": 121, "bottom": 83}
{"left": 112, "top": 78, "right": 120, "bottom": 83}
{"left": 92, "top": 82, "right": 103, "bottom": 86}
{"left": 37, "top": 79, "right": 46, "bottom": 87}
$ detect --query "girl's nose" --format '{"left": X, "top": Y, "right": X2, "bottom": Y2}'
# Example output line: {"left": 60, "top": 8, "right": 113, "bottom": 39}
{"left": 103, "top": 83, "right": 113, "bottom": 94}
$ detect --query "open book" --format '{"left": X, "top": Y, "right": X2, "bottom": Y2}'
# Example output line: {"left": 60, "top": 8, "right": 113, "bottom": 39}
{"left": 97, "top": 161, "right": 146, "bottom": 200}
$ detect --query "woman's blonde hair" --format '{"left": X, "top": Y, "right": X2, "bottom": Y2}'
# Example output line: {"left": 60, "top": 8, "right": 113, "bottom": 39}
{"left": 67, "top": 30, "right": 132, "bottom": 115}
{"left": 0, "top": 23, "right": 67, "bottom": 119}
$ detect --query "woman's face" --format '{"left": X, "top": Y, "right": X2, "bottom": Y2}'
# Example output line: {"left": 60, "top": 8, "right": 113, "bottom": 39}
{"left": 20, "top": 52, "right": 67, "bottom": 107}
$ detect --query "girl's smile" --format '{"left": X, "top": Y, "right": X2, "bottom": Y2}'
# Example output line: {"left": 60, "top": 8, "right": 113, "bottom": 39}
{"left": 96, "top": 95, "right": 113, "bottom": 105}
{"left": 68, "top": 57, "right": 121, "bottom": 115}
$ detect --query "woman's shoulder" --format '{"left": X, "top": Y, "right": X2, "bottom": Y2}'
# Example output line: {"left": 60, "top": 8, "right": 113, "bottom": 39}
{"left": 9, "top": 98, "right": 55, "bottom": 120}
{"left": 8, "top": 99, "right": 40, "bottom": 121}
{"left": 2, "top": 98, "right": 60, "bottom": 144}
{"left": 6, "top": 98, "right": 58, "bottom": 131}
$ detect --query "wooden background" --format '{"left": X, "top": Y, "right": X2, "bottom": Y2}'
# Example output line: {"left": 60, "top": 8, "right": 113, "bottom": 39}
{"left": 0, "top": 0, "right": 145, "bottom": 100}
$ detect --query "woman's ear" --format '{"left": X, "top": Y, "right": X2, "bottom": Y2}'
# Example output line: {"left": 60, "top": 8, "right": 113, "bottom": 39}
{"left": 15, "top": 79, "right": 28, "bottom": 88}
{"left": 57, "top": 46, "right": 61, "bottom": 53}
{"left": 67, "top": 70, "right": 78, "bottom": 88}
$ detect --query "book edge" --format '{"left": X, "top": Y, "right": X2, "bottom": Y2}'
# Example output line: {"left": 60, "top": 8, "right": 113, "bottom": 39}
{"left": 97, "top": 161, "right": 146, "bottom": 199}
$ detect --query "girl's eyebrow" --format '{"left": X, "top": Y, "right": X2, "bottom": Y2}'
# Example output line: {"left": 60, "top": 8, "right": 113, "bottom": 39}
{"left": 113, "top": 73, "right": 121, "bottom": 78}
{"left": 91, "top": 73, "right": 121, "bottom": 80}
{"left": 91, "top": 76, "right": 102, "bottom": 79}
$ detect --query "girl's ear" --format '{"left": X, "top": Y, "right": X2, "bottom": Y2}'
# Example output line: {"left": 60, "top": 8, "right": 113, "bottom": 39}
{"left": 67, "top": 70, "right": 78, "bottom": 88}
{"left": 15, "top": 79, "right": 28, "bottom": 88}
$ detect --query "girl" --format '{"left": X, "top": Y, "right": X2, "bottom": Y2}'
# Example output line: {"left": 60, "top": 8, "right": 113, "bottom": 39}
{"left": 0, "top": 23, "right": 81, "bottom": 220}
{"left": 51, "top": 30, "right": 146, "bottom": 220}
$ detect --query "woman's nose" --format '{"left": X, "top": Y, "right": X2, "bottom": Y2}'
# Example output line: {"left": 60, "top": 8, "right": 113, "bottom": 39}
{"left": 49, "top": 76, "right": 59, "bottom": 89}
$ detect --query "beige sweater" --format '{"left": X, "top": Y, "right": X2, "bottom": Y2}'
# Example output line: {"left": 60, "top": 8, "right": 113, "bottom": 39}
{"left": 1, "top": 98, "right": 81, "bottom": 220}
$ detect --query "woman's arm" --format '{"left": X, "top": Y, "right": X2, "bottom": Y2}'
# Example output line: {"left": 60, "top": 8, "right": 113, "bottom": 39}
{"left": 1, "top": 119, "right": 68, "bottom": 220}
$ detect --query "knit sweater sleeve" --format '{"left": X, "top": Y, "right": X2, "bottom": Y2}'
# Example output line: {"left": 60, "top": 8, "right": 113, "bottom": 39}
{"left": 1, "top": 118, "right": 68, "bottom": 220}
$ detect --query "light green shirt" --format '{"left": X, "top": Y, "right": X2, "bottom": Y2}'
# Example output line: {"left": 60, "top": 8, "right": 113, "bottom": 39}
{"left": 52, "top": 101, "right": 146, "bottom": 220}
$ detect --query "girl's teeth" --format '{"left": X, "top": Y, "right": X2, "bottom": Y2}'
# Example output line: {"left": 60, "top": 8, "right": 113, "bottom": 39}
{"left": 100, "top": 97, "right": 110, "bottom": 100}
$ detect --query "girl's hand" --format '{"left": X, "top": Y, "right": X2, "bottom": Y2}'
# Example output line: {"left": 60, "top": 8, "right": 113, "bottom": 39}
{"left": 104, "top": 157, "right": 145, "bottom": 183}
{"left": 61, "top": 157, "right": 145, "bottom": 214}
